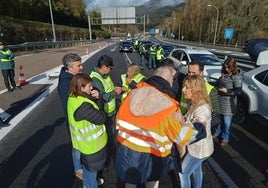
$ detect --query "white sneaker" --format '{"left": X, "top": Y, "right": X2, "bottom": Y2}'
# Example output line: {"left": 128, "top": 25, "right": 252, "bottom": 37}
{"left": 97, "top": 178, "right": 104, "bottom": 186}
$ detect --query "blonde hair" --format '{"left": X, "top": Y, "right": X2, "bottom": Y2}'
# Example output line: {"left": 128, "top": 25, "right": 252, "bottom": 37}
{"left": 183, "top": 75, "right": 211, "bottom": 111}
{"left": 127, "top": 63, "right": 140, "bottom": 75}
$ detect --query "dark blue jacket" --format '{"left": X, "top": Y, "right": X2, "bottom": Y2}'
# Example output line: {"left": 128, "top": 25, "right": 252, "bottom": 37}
{"left": 57, "top": 67, "right": 73, "bottom": 117}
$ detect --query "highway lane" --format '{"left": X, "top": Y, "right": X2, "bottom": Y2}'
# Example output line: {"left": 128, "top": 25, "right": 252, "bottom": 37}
{"left": 0, "top": 43, "right": 267, "bottom": 187}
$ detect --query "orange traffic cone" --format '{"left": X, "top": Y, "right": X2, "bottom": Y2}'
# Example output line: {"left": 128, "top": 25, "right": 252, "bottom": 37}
{"left": 18, "top": 65, "right": 27, "bottom": 86}
{"left": 86, "top": 48, "right": 89, "bottom": 54}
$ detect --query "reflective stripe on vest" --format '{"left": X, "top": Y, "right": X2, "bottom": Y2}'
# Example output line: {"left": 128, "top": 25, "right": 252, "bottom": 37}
{"left": 116, "top": 82, "right": 196, "bottom": 157}
{"left": 117, "top": 119, "right": 172, "bottom": 152}
{"left": 117, "top": 118, "right": 195, "bottom": 157}
{"left": 67, "top": 96, "right": 108, "bottom": 154}
{"left": 0, "top": 49, "right": 13, "bottom": 62}
{"left": 120, "top": 73, "right": 146, "bottom": 101}
{"left": 90, "top": 71, "right": 116, "bottom": 114}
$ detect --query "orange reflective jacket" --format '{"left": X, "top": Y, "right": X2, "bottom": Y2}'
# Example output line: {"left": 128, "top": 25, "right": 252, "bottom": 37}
{"left": 116, "top": 82, "right": 196, "bottom": 157}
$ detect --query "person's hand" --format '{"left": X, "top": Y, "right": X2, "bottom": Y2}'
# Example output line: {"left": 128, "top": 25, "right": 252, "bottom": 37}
{"left": 114, "top": 86, "right": 122, "bottom": 95}
{"left": 121, "top": 86, "right": 128, "bottom": 92}
{"left": 90, "top": 89, "right": 100, "bottom": 99}
{"left": 218, "top": 87, "right": 227, "bottom": 93}
{"left": 171, "top": 111, "right": 185, "bottom": 124}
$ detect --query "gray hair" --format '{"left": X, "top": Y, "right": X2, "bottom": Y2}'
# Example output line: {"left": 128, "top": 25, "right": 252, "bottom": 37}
{"left": 154, "top": 66, "right": 174, "bottom": 86}
{"left": 62, "top": 53, "right": 81, "bottom": 68}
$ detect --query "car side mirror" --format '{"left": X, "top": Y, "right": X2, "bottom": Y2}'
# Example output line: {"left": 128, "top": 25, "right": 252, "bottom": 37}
{"left": 181, "top": 60, "right": 187, "bottom": 65}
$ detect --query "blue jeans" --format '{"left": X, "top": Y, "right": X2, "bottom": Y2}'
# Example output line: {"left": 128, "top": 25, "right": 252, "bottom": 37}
{"left": 148, "top": 55, "right": 156, "bottom": 68}
{"left": 83, "top": 166, "right": 98, "bottom": 188}
{"left": 214, "top": 115, "right": 233, "bottom": 142}
{"left": 179, "top": 153, "right": 207, "bottom": 188}
{"left": 72, "top": 148, "right": 82, "bottom": 172}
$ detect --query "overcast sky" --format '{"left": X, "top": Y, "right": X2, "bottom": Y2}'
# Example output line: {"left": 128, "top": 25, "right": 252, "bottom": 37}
{"left": 85, "top": 0, "right": 150, "bottom": 10}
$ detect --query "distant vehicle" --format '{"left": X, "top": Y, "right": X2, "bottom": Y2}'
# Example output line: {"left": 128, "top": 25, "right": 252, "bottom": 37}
{"left": 167, "top": 47, "right": 223, "bottom": 83}
{"left": 119, "top": 41, "right": 133, "bottom": 53}
{"left": 161, "top": 45, "right": 174, "bottom": 57}
{"left": 233, "top": 50, "right": 268, "bottom": 124}
{"left": 243, "top": 38, "right": 268, "bottom": 62}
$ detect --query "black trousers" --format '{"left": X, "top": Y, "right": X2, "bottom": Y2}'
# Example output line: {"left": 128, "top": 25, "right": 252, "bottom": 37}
{"left": 2, "top": 69, "right": 16, "bottom": 89}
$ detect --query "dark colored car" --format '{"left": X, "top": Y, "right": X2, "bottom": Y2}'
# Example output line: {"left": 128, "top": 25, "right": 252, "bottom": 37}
{"left": 162, "top": 45, "right": 175, "bottom": 57}
{"left": 243, "top": 38, "right": 268, "bottom": 62}
{"left": 119, "top": 41, "right": 133, "bottom": 52}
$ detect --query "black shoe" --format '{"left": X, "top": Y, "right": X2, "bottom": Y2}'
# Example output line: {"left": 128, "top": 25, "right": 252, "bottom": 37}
{"left": 13, "top": 86, "right": 22, "bottom": 90}
{"left": 0, "top": 120, "right": 9, "bottom": 127}
{"left": 7, "top": 88, "right": 13, "bottom": 92}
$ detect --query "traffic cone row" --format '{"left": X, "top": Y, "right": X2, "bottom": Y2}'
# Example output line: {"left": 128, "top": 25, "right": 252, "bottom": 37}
{"left": 18, "top": 65, "right": 27, "bottom": 86}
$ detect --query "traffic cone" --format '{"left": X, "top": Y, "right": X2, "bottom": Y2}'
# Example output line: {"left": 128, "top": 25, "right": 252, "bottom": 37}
{"left": 18, "top": 65, "right": 27, "bottom": 86}
{"left": 86, "top": 48, "right": 89, "bottom": 54}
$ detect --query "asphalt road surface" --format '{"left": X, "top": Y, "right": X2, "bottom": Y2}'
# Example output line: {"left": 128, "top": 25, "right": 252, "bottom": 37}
{"left": 0, "top": 41, "right": 267, "bottom": 188}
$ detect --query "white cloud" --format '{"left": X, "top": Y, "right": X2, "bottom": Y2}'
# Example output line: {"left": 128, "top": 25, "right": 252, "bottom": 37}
{"left": 85, "top": 0, "right": 150, "bottom": 10}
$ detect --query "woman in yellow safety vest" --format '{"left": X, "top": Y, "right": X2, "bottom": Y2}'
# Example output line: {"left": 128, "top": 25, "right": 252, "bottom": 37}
{"left": 67, "top": 73, "right": 108, "bottom": 188}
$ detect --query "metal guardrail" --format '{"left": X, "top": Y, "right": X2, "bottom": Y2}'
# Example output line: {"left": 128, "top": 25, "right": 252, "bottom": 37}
{"left": 6, "top": 39, "right": 104, "bottom": 52}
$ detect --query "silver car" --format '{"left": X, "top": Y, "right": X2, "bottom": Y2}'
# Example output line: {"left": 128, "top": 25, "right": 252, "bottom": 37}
{"left": 233, "top": 50, "right": 268, "bottom": 124}
{"left": 167, "top": 47, "right": 223, "bottom": 83}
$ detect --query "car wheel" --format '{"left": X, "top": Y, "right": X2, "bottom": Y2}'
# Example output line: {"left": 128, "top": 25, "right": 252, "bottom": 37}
{"left": 232, "top": 96, "right": 247, "bottom": 124}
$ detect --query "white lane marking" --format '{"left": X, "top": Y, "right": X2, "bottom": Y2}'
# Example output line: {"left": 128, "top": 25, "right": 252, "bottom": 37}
{"left": 123, "top": 53, "right": 133, "bottom": 65}
{"left": 0, "top": 48, "right": 104, "bottom": 140}
{"left": 0, "top": 80, "right": 57, "bottom": 140}
{"left": 207, "top": 123, "right": 268, "bottom": 187}
{"left": 207, "top": 157, "right": 239, "bottom": 188}
{"left": 0, "top": 109, "right": 11, "bottom": 122}
{"left": 233, "top": 123, "right": 268, "bottom": 151}
{"left": 110, "top": 46, "right": 117, "bottom": 52}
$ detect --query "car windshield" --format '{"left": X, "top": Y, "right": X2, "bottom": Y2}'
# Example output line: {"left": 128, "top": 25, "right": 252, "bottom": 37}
{"left": 189, "top": 54, "right": 222, "bottom": 65}
{"left": 122, "top": 42, "right": 132, "bottom": 45}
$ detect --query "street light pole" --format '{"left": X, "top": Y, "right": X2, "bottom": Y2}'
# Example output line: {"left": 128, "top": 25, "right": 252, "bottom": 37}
{"left": 49, "top": 0, "right": 56, "bottom": 42}
{"left": 143, "top": 14, "right": 146, "bottom": 39}
{"left": 87, "top": 14, "right": 92, "bottom": 40}
{"left": 207, "top": 4, "right": 219, "bottom": 45}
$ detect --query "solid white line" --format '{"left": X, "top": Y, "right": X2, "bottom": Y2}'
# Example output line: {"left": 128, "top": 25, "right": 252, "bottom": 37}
{"left": 207, "top": 157, "right": 239, "bottom": 188}
{"left": 0, "top": 80, "right": 58, "bottom": 140}
{"left": 0, "top": 48, "right": 104, "bottom": 141}
{"left": 123, "top": 52, "right": 133, "bottom": 64}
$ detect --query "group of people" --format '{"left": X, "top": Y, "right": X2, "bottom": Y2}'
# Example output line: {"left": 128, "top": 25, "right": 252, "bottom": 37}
{"left": 138, "top": 43, "right": 164, "bottom": 70}
{"left": 57, "top": 51, "right": 243, "bottom": 188}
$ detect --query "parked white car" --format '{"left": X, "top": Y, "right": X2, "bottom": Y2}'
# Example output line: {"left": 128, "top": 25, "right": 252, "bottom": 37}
{"left": 233, "top": 50, "right": 268, "bottom": 124}
{"left": 167, "top": 47, "right": 223, "bottom": 83}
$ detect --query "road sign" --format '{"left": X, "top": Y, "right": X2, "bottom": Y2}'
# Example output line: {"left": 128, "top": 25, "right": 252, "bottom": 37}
{"left": 224, "top": 28, "right": 234, "bottom": 39}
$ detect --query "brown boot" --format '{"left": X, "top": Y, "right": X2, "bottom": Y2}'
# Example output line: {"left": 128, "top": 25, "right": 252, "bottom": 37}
{"left": 74, "top": 169, "right": 83, "bottom": 180}
{"left": 221, "top": 141, "right": 228, "bottom": 147}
